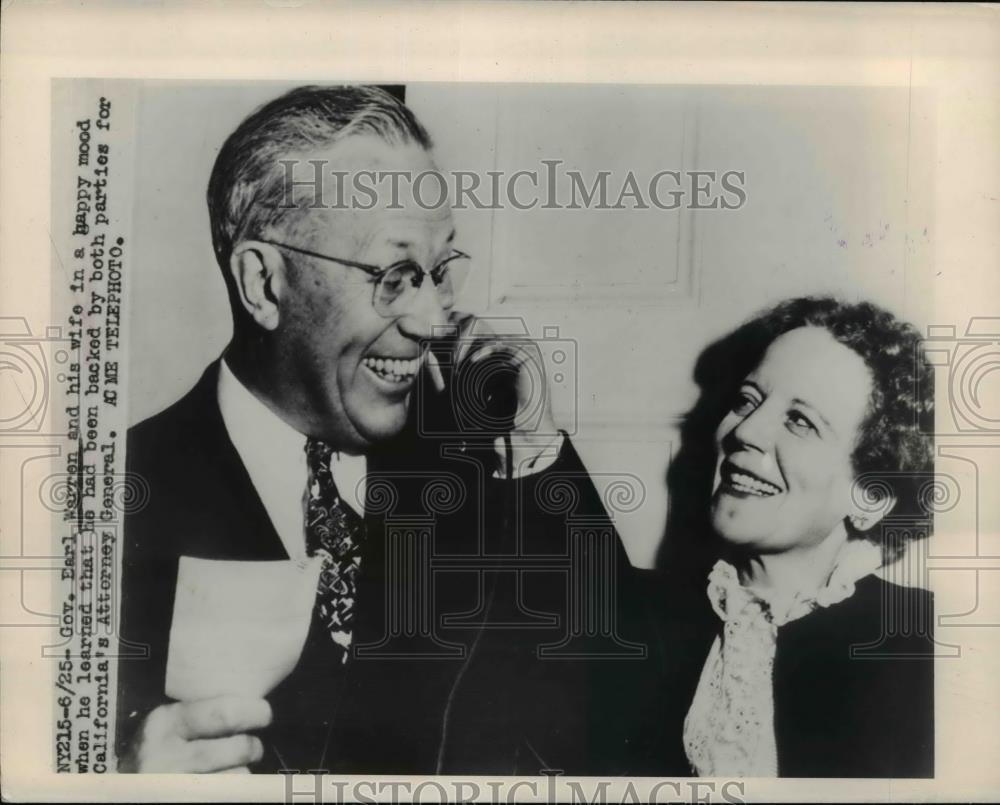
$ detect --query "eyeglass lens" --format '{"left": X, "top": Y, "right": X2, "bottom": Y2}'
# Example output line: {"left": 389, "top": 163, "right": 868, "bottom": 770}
{"left": 375, "top": 257, "right": 468, "bottom": 313}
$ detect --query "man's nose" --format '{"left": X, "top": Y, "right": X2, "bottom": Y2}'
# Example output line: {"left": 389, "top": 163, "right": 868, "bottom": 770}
{"left": 395, "top": 279, "right": 450, "bottom": 341}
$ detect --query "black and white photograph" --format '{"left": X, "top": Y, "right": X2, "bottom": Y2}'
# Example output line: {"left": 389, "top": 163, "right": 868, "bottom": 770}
{"left": 2, "top": 2, "right": 999, "bottom": 802}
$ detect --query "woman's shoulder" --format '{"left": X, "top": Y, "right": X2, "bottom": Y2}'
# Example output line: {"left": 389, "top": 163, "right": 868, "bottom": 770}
{"left": 849, "top": 574, "right": 935, "bottom": 630}
{"left": 783, "top": 573, "right": 936, "bottom": 658}
{"left": 853, "top": 573, "right": 934, "bottom": 605}
{"left": 775, "top": 574, "right": 935, "bottom": 778}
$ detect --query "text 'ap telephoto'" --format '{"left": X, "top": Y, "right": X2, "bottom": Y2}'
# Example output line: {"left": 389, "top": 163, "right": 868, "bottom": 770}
{"left": 43, "top": 77, "right": 965, "bottom": 787}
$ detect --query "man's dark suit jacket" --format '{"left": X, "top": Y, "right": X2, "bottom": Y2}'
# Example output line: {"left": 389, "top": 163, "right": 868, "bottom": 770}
{"left": 625, "top": 565, "right": 936, "bottom": 778}
{"left": 117, "top": 360, "right": 644, "bottom": 774}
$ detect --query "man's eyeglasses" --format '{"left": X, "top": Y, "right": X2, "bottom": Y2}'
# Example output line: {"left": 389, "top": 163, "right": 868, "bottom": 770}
{"left": 260, "top": 239, "right": 470, "bottom": 318}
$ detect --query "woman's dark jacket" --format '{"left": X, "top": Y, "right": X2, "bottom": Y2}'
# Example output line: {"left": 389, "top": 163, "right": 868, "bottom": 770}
{"left": 623, "top": 567, "right": 935, "bottom": 778}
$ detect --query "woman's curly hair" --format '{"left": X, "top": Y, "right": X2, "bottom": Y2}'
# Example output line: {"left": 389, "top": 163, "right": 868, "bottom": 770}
{"left": 744, "top": 296, "right": 935, "bottom": 556}
{"left": 747, "top": 296, "right": 934, "bottom": 478}
{"left": 661, "top": 296, "right": 935, "bottom": 570}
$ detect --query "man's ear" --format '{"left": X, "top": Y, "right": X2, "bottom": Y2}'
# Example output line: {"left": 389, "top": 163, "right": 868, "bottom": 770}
{"left": 848, "top": 486, "right": 897, "bottom": 533}
{"left": 229, "top": 241, "right": 286, "bottom": 331}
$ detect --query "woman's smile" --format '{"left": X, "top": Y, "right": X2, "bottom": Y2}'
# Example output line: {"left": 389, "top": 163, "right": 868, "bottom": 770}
{"left": 711, "top": 326, "right": 873, "bottom": 553}
{"left": 717, "top": 458, "right": 784, "bottom": 498}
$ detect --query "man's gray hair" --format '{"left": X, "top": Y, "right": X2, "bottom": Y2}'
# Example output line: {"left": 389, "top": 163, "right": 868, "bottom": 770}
{"left": 207, "top": 84, "right": 432, "bottom": 277}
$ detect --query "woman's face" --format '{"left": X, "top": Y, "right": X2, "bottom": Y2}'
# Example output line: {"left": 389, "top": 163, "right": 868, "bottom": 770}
{"left": 711, "top": 326, "right": 873, "bottom": 555}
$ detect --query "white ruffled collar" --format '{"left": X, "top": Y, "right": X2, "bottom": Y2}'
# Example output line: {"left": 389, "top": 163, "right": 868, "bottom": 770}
{"left": 707, "top": 539, "right": 883, "bottom": 628}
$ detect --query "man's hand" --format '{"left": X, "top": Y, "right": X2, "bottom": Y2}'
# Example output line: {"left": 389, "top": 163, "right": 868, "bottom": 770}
{"left": 440, "top": 313, "right": 561, "bottom": 477}
{"left": 447, "top": 313, "right": 558, "bottom": 437}
{"left": 120, "top": 695, "right": 271, "bottom": 773}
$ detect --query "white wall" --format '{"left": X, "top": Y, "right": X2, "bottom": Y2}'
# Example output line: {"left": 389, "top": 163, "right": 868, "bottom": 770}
{"left": 127, "top": 82, "right": 932, "bottom": 568}
{"left": 410, "top": 83, "right": 930, "bottom": 567}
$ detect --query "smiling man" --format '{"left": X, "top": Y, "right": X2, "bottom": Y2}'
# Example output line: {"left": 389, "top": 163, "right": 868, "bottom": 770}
{"left": 222, "top": 140, "right": 458, "bottom": 451}
{"left": 116, "top": 85, "right": 639, "bottom": 775}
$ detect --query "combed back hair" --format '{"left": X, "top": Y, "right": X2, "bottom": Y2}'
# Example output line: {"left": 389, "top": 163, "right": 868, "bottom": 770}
{"left": 207, "top": 85, "right": 432, "bottom": 278}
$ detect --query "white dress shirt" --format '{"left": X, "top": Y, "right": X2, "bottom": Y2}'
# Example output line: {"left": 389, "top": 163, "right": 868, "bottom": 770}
{"left": 218, "top": 360, "right": 366, "bottom": 560}
{"left": 217, "top": 359, "right": 563, "bottom": 561}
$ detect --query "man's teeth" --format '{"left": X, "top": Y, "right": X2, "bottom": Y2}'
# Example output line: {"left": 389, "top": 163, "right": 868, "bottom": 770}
{"left": 362, "top": 356, "right": 419, "bottom": 382}
{"left": 729, "top": 471, "right": 781, "bottom": 497}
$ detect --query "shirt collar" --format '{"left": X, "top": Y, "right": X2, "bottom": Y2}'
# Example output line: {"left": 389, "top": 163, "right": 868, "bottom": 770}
{"left": 217, "top": 358, "right": 366, "bottom": 558}
{"left": 218, "top": 356, "right": 307, "bottom": 476}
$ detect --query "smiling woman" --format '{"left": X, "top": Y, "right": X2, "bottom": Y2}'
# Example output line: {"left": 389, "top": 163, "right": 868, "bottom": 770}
{"left": 711, "top": 325, "right": 878, "bottom": 566}
{"left": 632, "top": 296, "right": 937, "bottom": 779}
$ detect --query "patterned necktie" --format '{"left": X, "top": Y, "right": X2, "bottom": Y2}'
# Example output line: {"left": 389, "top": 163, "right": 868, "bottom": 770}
{"left": 304, "top": 438, "right": 365, "bottom": 665}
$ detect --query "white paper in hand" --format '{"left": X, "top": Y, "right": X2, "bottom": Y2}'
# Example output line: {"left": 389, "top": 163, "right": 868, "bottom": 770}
{"left": 165, "top": 555, "right": 324, "bottom": 701}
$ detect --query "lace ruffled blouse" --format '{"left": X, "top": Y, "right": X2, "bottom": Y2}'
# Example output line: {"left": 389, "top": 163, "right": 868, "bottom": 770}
{"left": 682, "top": 540, "right": 882, "bottom": 777}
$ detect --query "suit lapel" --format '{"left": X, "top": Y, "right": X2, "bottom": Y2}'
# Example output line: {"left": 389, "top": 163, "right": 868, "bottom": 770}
{"left": 173, "top": 360, "right": 290, "bottom": 561}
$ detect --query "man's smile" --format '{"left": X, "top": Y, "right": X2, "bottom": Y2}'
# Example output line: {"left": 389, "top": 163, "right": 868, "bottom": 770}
{"left": 361, "top": 352, "right": 425, "bottom": 387}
